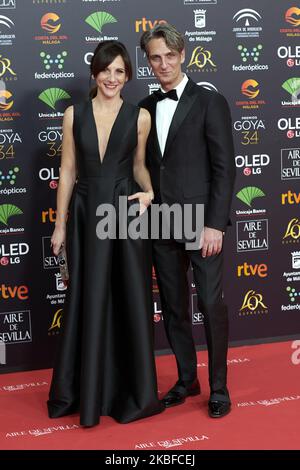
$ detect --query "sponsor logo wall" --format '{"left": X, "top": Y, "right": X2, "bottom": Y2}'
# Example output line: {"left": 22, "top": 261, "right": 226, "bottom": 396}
{"left": 0, "top": 0, "right": 299, "bottom": 373}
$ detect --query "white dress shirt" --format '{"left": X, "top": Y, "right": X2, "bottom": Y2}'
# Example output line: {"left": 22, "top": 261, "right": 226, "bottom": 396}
{"left": 156, "top": 74, "right": 189, "bottom": 156}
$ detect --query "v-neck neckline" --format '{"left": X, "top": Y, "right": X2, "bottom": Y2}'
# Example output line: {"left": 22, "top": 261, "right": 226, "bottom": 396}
{"left": 90, "top": 99, "right": 125, "bottom": 165}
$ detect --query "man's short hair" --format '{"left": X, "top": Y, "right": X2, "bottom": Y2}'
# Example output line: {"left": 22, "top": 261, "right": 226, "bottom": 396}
{"left": 140, "top": 23, "right": 185, "bottom": 56}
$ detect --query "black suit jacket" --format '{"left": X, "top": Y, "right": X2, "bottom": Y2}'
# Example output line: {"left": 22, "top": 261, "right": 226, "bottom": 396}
{"left": 139, "top": 78, "right": 236, "bottom": 232}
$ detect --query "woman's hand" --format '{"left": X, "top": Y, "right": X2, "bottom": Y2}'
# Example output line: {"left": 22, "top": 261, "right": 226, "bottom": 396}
{"left": 128, "top": 191, "right": 154, "bottom": 215}
{"left": 51, "top": 225, "right": 66, "bottom": 256}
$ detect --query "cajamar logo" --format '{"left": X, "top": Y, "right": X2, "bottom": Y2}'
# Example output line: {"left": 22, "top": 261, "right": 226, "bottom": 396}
{"left": 85, "top": 11, "right": 117, "bottom": 33}
{"left": 38, "top": 88, "right": 70, "bottom": 110}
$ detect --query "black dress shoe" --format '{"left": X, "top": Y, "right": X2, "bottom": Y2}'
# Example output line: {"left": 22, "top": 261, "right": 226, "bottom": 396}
{"left": 162, "top": 379, "right": 200, "bottom": 408}
{"left": 208, "top": 400, "right": 231, "bottom": 418}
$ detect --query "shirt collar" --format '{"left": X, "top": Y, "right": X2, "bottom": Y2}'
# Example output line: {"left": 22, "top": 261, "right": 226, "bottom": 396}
{"left": 161, "top": 74, "right": 188, "bottom": 101}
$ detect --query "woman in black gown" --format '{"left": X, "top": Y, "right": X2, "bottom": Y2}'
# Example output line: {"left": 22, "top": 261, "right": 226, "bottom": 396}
{"left": 47, "top": 40, "right": 164, "bottom": 427}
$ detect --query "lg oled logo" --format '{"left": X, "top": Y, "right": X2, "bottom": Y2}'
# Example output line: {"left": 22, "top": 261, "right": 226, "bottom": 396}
{"left": 235, "top": 154, "right": 270, "bottom": 176}
{"left": 277, "top": 46, "right": 300, "bottom": 67}
{"left": 277, "top": 118, "right": 300, "bottom": 138}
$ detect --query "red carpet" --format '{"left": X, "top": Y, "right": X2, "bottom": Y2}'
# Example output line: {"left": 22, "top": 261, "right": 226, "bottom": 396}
{"left": 0, "top": 340, "right": 299, "bottom": 450}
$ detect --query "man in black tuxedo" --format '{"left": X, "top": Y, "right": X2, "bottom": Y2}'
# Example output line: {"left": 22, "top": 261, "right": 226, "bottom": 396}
{"left": 139, "top": 24, "right": 236, "bottom": 418}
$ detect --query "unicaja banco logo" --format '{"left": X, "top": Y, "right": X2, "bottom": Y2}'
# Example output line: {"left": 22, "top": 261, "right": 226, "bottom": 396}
{"left": 40, "top": 51, "right": 67, "bottom": 70}
{"left": 41, "top": 13, "right": 61, "bottom": 34}
{"left": 282, "top": 78, "right": 300, "bottom": 104}
{"left": 237, "top": 44, "right": 262, "bottom": 63}
{"left": 236, "top": 186, "right": 265, "bottom": 207}
{"left": 0, "top": 204, "right": 22, "bottom": 225}
{"left": 85, "top": 11, "right": 117, "bottom": 33}
{"left": 285, "top": 7, "right": 300, "bottom": 26}
{"left": 38, "top": 88, "right": 70, "bottom": 110}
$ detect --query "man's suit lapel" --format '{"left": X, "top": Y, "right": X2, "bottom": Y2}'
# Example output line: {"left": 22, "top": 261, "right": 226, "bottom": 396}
{"left": 163, "top": 79, "right": 198, "bottom": 159}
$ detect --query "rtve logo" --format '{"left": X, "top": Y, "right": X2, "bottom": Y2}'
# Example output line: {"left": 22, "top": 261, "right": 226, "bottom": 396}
{"left": 135, "top": 18, "right": 167, "bottom": 33}
{"left": 281, "top": 190, "right": 300, "bottom": 205}
{"left": 42, "top": 208, "right": 56, "bottom": 223}
{"left": 237, "top": 262, "right": 268, "bottom": 278}
{"left": 0, "top": 284, "right": 29, "bottom": 300}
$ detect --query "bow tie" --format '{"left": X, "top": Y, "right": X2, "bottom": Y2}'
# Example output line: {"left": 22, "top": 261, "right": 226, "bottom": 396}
{"left": 153, "top": 88, "right": 178, "bottom": 102}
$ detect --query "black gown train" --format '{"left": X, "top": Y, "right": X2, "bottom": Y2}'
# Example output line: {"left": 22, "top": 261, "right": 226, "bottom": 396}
{"left": 47, "top": 100, "right": 164, "bottom": 426}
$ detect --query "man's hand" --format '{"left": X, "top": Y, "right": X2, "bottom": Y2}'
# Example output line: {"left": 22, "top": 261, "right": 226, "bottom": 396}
{"left": 199, "top": 226, "right": 224, "bottom": 257}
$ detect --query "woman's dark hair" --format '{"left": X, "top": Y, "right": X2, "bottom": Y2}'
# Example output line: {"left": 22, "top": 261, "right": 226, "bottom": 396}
{"left": 89, "top": 40, "right": 132, "bottom": 98}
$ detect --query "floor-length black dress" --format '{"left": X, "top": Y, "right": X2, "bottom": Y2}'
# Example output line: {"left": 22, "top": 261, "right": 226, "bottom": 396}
{"left": 47, "top": 100, "right": 164, "bottom": 426}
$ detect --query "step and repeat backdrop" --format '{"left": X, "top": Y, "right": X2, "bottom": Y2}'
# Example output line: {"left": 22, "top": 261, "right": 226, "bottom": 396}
{"left": 0, "top": 0, "right": 299, "bottom": 372}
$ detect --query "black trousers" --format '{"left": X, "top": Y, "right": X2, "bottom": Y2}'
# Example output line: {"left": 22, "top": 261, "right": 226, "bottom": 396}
{"left": 153, "top": 238, "right": 230, "bottom": 402}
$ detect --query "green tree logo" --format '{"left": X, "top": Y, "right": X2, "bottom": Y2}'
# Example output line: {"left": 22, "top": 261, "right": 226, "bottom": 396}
{"left": 236, "top": 186, "right": 265, "bottom": 207}
{"left": 85, "top": 11, "right": 117, "bottom": 33}
{"left": 38, "top": 88, "right": 70, "bottom": 110}
{"left": 0, "top": 204, "right": 22, "bottom": 226}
